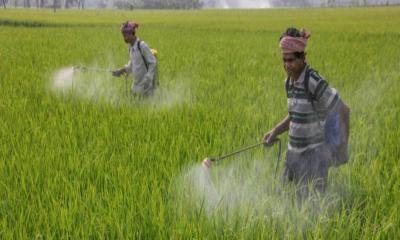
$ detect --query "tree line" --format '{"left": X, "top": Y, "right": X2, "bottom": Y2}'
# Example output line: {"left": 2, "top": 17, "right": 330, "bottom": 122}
{"left": 1, "top": 0, "right": 397, "bottom": 9}
{"left": 1, "top": 0, "right": 202, "bottom": 9}
{"left": 114, "top": 0, "right": 202, "bottom": 9}
{"left": 2, "top": 0, "right": 85, "bottom": 9}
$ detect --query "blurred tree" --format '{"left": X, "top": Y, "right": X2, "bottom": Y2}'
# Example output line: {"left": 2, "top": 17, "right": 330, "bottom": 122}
{"left": 77, "top": 0, "right": 84, "bottom": 8}
{"left": 23, "top": 0, "right": 30, "bottom": 7}
{"left": 53, "top": 0, "right": 61, "bottom": 11}
{"left": 271, "top": 0, "right": 311, "bottom": 7}
{"left": 327, "top": 0, "right": 336, "bottom": 6}
{"left": 114, "top": 0, "right": 202, "bottom": 9}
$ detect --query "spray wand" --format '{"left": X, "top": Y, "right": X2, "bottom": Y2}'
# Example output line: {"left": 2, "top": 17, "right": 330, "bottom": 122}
{"left": 73, "top": 65, "right": 131, "bottom": 96}
{"left": 73, "top": 65, "right": 112, "bottom": 73}
{"left": 202, "top": 138, "right": 282, "bottom": 178}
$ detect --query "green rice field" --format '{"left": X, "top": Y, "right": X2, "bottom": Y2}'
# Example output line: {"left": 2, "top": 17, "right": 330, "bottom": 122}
{"left": 0, "top": 6, "right": 399, "bottom": 239}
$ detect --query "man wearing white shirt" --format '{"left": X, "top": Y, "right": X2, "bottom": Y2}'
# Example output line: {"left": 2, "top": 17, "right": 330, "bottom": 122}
{"left": 113, "top": 21, "right": 158, "bottom": 96}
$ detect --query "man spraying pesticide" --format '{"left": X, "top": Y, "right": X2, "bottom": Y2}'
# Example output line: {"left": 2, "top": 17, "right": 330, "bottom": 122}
{"left": 263, "top": 27, "right": 350, "bottom": 199}
{"left": 112, "top": 21, "right": 158, "bottom": 97}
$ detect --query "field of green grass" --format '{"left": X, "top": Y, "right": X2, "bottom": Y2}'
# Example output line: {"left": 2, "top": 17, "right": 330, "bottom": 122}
{"left": 1, "top": 6, "right": 399, "bottom": 239}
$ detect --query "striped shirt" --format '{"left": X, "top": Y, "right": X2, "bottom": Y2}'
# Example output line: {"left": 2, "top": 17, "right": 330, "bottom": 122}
{"left": 286, "top": 65, "right": 340, "bottom": 153}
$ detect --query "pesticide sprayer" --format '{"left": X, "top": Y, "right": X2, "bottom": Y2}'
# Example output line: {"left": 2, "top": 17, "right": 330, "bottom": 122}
{"left": 73, "top": 65, "right": 112, "bottom": 73}
{"left": 73, "top": 65, "right": 130, "bottom": 96}
{"left": 202, "top": 139, "right": 282, "bottom": 178}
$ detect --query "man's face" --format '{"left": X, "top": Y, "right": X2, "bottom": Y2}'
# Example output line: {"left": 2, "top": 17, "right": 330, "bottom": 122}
{"left": 122, "top": 32, "right": 135, "bottom": 44}
{"left": 282, "top": 52, "right": 305, "bottom": 77}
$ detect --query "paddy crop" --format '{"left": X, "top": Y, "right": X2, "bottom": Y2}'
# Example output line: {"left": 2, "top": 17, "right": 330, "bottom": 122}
{"left": 0, "top": 7, "right": 399, "bottom": 239}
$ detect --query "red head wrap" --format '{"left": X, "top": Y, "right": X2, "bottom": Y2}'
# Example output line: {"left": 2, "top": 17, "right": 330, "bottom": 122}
{"left": 121, "top": 21, "right": 139, "bottom": 35}
{"left": 279, "top": 29, "right": 311, "bottom": 53}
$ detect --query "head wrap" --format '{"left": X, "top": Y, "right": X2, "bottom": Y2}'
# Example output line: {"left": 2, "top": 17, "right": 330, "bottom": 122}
{"left": 121, "top": 21, "right": 139, "bottom": 35}
{"left": 279, "top": 29, "right": 311, "bottom": 53}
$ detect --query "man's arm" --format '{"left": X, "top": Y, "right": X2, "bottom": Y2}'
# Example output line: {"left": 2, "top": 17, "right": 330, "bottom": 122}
{"left": 112, "top": 67, "right": 127, "bottom": 77}
{"left": 263, "top": 115, "right": 290, "bottom": 145}
{"left": 112, "top": 60, "right": 131, "bottom": 77}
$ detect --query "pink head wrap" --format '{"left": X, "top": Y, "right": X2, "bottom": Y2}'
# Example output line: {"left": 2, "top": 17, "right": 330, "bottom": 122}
{"left": 279, "top": 29, "right": 311, "bottom": 53}
{"left": 121, "top": 21, "right": 139, "bottom": 35}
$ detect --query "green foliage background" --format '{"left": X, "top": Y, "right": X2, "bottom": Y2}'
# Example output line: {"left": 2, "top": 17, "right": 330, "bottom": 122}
{"left": 0, "top": 7, "right": 399, "bottom": 239}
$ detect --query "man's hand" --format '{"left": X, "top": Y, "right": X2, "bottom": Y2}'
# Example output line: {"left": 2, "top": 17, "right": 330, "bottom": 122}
{"left": 263, "top": 129, "right": 277, "bottom": 146}
{"left": 112, "top": 68, "right": 125, "bottom": 77}
{"left": 262, "top": 115, "right": 290, "bottom": 146}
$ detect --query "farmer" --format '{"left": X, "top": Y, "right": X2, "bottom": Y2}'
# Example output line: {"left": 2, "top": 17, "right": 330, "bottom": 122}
{"left": 112, "top": 21, "right": 158, "bottom": 96}
{"left": 263, "top": 27, "right": 350, "bottom": 198}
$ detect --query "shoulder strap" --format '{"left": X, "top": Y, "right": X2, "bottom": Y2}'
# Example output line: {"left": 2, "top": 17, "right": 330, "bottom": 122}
{"left": 137, "top": 39, "right": 148, "bottom": 70}
{"left": 304, "top": 66, "right": 312, "bottom": 100}
{"left": 137, "top": 39, "right": 141, "bottom": 52}
{"left": 285, "top": 77, "right": 290, "bottom": 93}
{"left": 304, "top": 66, "right": 317, "bottom": 110}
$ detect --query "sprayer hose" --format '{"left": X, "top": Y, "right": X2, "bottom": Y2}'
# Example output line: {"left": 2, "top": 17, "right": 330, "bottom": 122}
{"left": 273, "top": 139, "right": 282, "bottom": 179}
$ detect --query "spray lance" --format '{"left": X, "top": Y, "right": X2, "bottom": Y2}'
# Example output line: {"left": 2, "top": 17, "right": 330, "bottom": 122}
{"left": 202, "top": 138, "right": 282, "bottom": 178}
{"left": 73, "top": 65, "right": 113, "bottom": 73}
{"left": 73, "top": 65, "right": 130, "bottom": 96}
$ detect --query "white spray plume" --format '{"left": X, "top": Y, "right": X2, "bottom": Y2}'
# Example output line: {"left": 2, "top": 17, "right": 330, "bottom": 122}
{"left": 49, "top": 66, "right": 192, "bottom": 109}
{"left": 174, "top": 156, "right": 342, "bottom": 226}
{"left": 52, "top": 67, "right": 75, "bottom": 91}
{"left": 175, "top": 156, "right": 282, "bottom": 215}
{"left": 147, "top": 82, "right": 192, "bottom": 110}
{"left": 49, "top": 66, "right": 119, "bottom": 102}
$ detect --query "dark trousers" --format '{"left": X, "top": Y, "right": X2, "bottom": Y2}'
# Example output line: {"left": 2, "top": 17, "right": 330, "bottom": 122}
{"left": 282, "top": 144, "right": 331, "bottom": 199}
